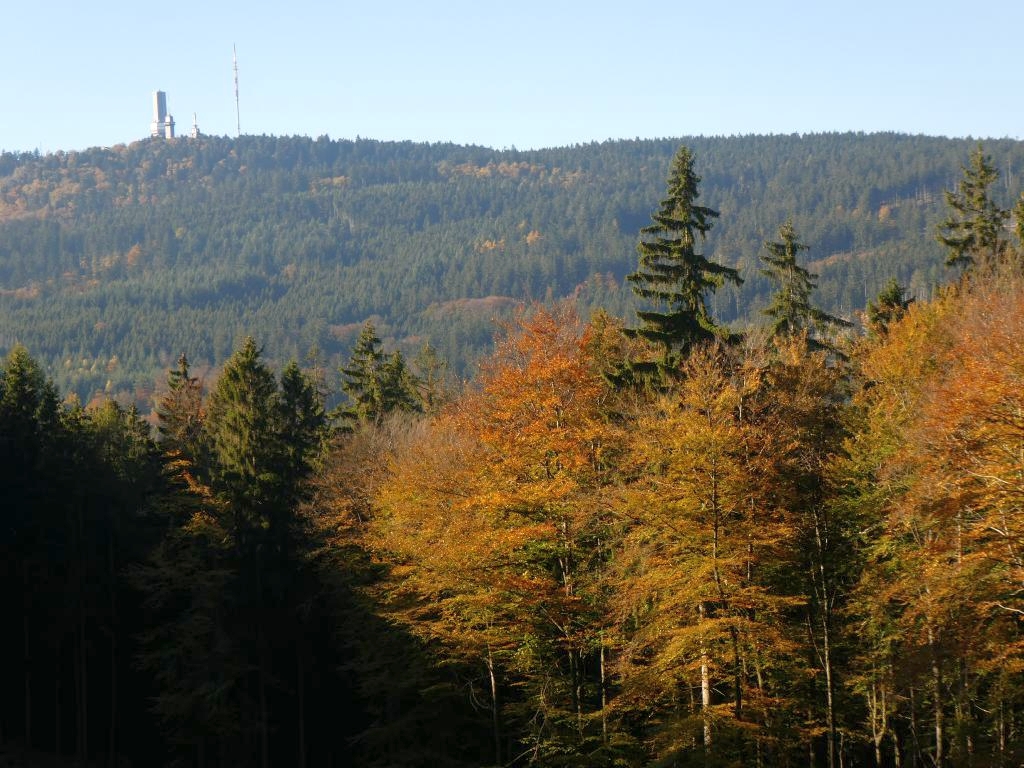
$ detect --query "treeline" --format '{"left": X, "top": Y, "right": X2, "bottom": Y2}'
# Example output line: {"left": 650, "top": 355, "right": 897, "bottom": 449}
{"left": 2, "top": 145, "right": 1024, "bottom": 767}
{"left": 2, "top": 133, "right": 1024, "bottom": 404}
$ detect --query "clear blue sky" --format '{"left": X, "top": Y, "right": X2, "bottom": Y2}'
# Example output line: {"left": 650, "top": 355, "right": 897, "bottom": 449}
{"left": 3, "top": 0, "right": 1021, "bottom": 153}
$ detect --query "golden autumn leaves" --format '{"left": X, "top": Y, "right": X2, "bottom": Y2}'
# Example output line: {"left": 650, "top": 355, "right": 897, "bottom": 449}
{"left": 313, "top": 265, "right": 1024, "bottom": 764}
{"left": 342, "top": 305, "right": 847, "bottom": 761}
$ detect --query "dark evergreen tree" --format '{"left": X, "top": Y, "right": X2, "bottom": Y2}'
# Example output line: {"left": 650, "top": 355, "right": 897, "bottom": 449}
{"left": 411, "top": 342, "right": 450, "bottom": 414}
{"left": 278, "top": 360, "right": 327, "bottom": 489}
{"left": 337, "top": 323, "right": 385, "bottom": 426}
{"left": 865, "top": 278, "right": 913, "bottom": 337}
{"left": 937, "top": 144, "right": 1010, "bottom": 270}
{"left": 337, "top": 323, "right": 421, "bottom": 427}
{"left": 0, "top": 345, "right": 62, "bottom": 755}
{"left": 760, "top": 219, "right": 851, "bottom": 349}
{"left": 625, "top": 145, "right": 741, "bottom": 374}
{"left": 376, "top": 351, "right": 421, "bottom": 418}
{"left": 155, "top": 353, "right": 203, "bottom": 466}
{"left": 204, "top": 337, "right": 285, "bottom": 531}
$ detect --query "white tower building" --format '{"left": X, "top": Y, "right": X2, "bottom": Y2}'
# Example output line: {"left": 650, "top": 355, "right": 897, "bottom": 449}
{"left": 150, "top": 91, "right": 175, "bottom": 138}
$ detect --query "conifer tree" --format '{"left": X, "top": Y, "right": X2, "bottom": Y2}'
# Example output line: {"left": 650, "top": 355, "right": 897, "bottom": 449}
{"left": 865, "top": 278, "right": 913, "bottom": 337}
{"left": 760, "top": 219, "right": 850, "bottom": 349}
{"left": 937, "top": 145, "right": 1009, "bottom": 270}
{"left": 338, "top": 323, "right": 385, "bottom": 425}
{"left": 156, "top": 353, "right": 203, "bottom": 466}
{"left": 204, "top": 337, "right": 285, "bottom": 529}
{"left": 337, "top": 322, "right": 422, "bottom": 427}
{"left": 278, "top": 360, "right": 327, "bottom": 490}
{"left": 625, "top": 145, "right": 741, "bottom": 375}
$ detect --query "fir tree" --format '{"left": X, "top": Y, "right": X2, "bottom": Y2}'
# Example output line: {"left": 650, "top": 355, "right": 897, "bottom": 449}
{"left": 156, "top": 353, "right": 203, "bottom": 465}
{"left": 203, "top": 337, "right": 285, "bottom": 531}
{"left": 865, "top": 278, "right": 913, "bottom": 337}
{"left": 337, "top": 322, "right": 421, "bottom": 427}
{"left": 625, "top": 145, "right": 741, "bottom": 376}
{"left": 337, "top": 323, "right": 385, "bottom": 426}
{"left": 937, "top": 144, "right": 1009, "bottom": 270}
{"left": 760, "top": 219, "right": 850, "bottom": 349}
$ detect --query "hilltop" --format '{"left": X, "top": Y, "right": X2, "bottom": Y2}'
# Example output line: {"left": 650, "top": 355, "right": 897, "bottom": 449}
{"left": 1, "top": 132, "right": 1022, "bottom": 404}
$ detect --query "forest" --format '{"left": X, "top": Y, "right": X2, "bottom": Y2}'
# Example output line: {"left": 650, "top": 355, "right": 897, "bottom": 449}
{"left": 3, "top": 133, "right": 1024, "bottom": 406}
{"left": 2, "top": 141, "right": 1024, "bottom": 768}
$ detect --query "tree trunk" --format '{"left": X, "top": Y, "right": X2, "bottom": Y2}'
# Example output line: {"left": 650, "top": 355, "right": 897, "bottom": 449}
{"left": 812, "top": 507, "right": 837, "bottom": 768}
{"left": 599, "top": 631, "right": 608, "bottom": 745}
{"left": 55, "top": 650, "right": 62, "bottom": 757}
{"left": 699, "top": 602, "right": 712, "bottom": 750}
{"left": 108, "top": 531, "right": 117, "bottom": 768}
{"left": 23, "top": 560, "right": 32, "bottom": 748}
{"left": 486, "top": 649, "right": 501, "bottom": 766}
{"left": 929, "top": 626, "right": 944, "bottom": 768}
{"left": 297, "top": 644, "right": 306, "bottom": 768}
{"left": 76, "top": 504, "right": 88, "bottom": 765}
{"left": 909, "top": 686, "right": 922, "bottom": 768}
{"left": 260, "top": 640, "right": 270, "bottom": 768}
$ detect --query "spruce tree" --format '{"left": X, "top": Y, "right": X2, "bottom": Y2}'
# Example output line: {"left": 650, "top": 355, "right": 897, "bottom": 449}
{"left": 156, "top": 353, "right": 203, "bottom": 465}
{"left": 204, "top": 337, "right": 284, "bottom": 530}
{"left": 760, "top": 219, "right": 850, "bottom": 348}
{"left": 865, "top": 278, "right": 913, "bottom": 337}
{"left": 337, "top": 322, "right": 385, "bottom": 426}
{"left": 937, "top": 144, "right": 1009, "bottom": 270}
{"left": 625, "top": 145, "right": 741, "bottom": 375}
{"left": 337, "top": 322, "right": 421, "bottom": 426}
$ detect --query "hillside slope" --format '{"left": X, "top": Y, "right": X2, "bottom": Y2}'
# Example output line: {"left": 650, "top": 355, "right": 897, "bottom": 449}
{"left": 1, "top": 133, "right": 1021, "bottom": 404}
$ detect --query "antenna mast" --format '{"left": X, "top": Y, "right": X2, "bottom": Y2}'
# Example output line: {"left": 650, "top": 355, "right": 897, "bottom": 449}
{"left": 233, "top": 44, "right": 240, "bottom": 137}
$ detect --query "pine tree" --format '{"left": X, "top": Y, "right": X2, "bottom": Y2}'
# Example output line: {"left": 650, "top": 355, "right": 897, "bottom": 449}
{"left": 937, "top": 145, "right": 1009, "bottom": 270}
{"left": 156, "top": 353, "right": 203, "bottom": 466}
{"left": 204, "top": 337, "right": 284, "bottom": 531}
{"left": 760, "top": 219, "right": 850, "bottom": 349}
{"left": 865, "top": 278, "right": 913, "bottom": 337}
{"left": 625, "top": 145, "right": 741, "bottom": 375}
{"left": 337, "top": 322, "right": 421, "bottom": 427}
{"left": 278, "top": 360, "right": 327, "bottom": 500}
{"left": 337, "top": 323, "right": 385, "bottom": 426}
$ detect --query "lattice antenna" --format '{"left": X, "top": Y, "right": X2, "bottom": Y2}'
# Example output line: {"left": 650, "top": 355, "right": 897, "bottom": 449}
{"left": 233, "top": 44, "right": 240, "bottom": 137}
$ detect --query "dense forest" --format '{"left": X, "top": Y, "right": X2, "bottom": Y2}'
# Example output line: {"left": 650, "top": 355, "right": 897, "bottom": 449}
{"left": 2, "top": 133, "right": 1024, "bottom": 406}
{"left": 2, "top": 141, "right": 1023, "bottom": 767}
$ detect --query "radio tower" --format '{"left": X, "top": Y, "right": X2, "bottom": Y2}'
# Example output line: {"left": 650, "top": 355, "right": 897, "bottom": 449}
{"left": 233, "top": 44, "right": 240, "bottom": 137}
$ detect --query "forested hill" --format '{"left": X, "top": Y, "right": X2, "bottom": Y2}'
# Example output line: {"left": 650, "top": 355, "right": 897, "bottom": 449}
{"left": 2, "top": 132, "right": 1023, "bottom": 404}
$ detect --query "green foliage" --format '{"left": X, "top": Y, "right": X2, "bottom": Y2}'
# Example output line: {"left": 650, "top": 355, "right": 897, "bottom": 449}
{"left": 937, "top": 144, "right": 1010, "bottom": 270}
{"left": 760, "top": 218, "right": 851, "bottom": 350}
{"left": 865, "top": 277, "right": 913, "bottom": 337}
{"left": 625, "top": 145, "right": 741, "bottom": 371}
{"left": 336, "top": 322, "right": 422, "bottom": 427}
{"left": 2, "top": 133, "right": 1022, "bottom": 405}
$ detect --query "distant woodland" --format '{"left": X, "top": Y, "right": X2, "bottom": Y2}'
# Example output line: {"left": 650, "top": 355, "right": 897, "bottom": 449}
{"left": 2, "top": 133, "right": 1024, "bottom": 405}
{"left": 2, "top": 137, "right": 1024, "bottom": 767}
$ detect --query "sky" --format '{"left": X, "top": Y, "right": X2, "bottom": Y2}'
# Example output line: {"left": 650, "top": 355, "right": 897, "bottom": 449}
{"left": 3, "top": 1, "right": 1022, "bottom": 154}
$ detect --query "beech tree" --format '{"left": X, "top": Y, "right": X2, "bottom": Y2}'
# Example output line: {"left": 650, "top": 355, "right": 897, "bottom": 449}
{"left": 374, "top": 307, "right": 625, "bottom": 765}
{"left": 613, "top": 346, "right": 806, "bottom": 764}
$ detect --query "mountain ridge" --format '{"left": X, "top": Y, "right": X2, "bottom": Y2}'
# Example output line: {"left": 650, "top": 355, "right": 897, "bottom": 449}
{"left": 1, "top": 132, "right": 1021, "bottom": 405}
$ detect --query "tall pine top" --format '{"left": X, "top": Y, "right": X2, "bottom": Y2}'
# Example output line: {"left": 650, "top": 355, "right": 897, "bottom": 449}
{"left": 625, "top": 146, "right": 741, "bottom": 371}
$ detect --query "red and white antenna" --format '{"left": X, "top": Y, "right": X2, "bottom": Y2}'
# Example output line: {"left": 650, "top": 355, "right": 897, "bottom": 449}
{"left": 233, "top": 44, "right": 240, "bottom": 137}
